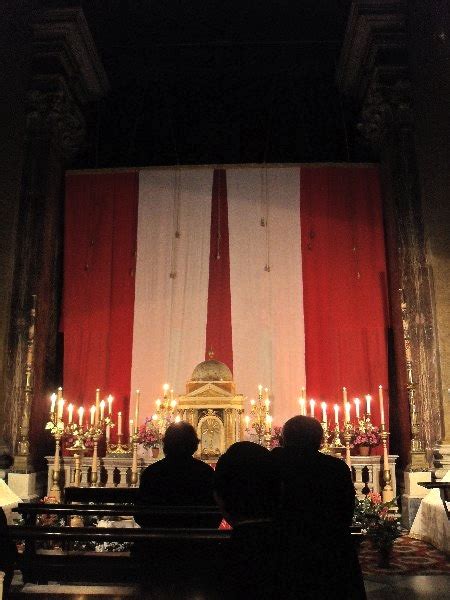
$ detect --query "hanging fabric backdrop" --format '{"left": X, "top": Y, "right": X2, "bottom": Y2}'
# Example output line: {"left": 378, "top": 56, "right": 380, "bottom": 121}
{"left": 63, "top": 165, "right": 389, "bottom": 432}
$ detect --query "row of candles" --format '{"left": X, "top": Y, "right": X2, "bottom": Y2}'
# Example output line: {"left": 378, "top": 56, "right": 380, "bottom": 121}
{"left": 49, "top": 384, "right": 387, "bottom": 439}
{"left": 297, "top": 385, "right": 386, "bottom": 426}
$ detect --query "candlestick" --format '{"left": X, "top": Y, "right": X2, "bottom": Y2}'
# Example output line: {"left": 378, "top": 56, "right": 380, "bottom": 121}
{"left": 379, "top": 385, "right": 385, "bottom": 425}
{"left": 118, "top": 411, "right": 122, "bottom": 435}
{"left": 345, "top": 402, "right": 351, "bottom": 423}
{"left": 365, "top": 394, "right": 371, "bottom": 415}
{"left": 90, "top": 405, "right": 96, "bottom": 425}
{"left": 299, "top": 398, "right": 306, "bottom": 415}
{"left": 95, "top": 388, "right": 100, "bottom": 425}
{"left": 134, "top": 389, "right": 140, "bottom": 430}
{"left": 107, "top": 395, "right": 113, "bottom": 414}
{"left": 50, "top": 393, "right": 57, "bottom": 415}
{"left": 68, "top": 403, "right": 73, "bottom": 424}
{"left": 310, "top": 399, "right": 315, "bottom": 418}
{"left": 380, "top": 425, "right": 394, "bottom": 502}
{"left": 90, "top": 432, "right": 100, "bottom": 487}
{"left": 78, "top": 406, "right": 84, "bottom": 427}
{"left": 354, "top": 398, "right": 360, "bottom": 420}
{"left": 321, "top": 402, "right": 327, "bottom": 423}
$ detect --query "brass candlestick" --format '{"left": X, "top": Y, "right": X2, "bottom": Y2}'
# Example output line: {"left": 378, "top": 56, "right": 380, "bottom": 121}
{"left": 130, "top": 432, "right": 139, "bottom": 487}
{"left": 50, "top": 430, "right": 62, "bottom": 502}
{"left": 107, "top": 432, "right": 131, "bottom": 455}
{"left": 380, "top": 425, "right": 394, "bottom": 502}
{"left": 320, "top": 421, "right": 332, "bottom": 454}
{"left": 73, "top": 452, "right": 83, "bottom": 487}
{"left": 247, "top": 387, "right": 272, "bottom": 447}
{"left": 332, "top": 424, "right": 344, "bottom": 450}
{"left": 90, "top": 431, "right": 101, "bottom": 487}
{"left": 343, "top": 423, "right": 353, "bottom": 468}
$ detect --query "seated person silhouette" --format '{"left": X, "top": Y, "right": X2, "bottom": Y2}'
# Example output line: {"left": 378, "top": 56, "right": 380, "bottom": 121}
{"left": 0, "top": 506, "right": 17, "bottom": 597}
{"left": 213, "top": 441, "right": 282, "bottom": 600}
{"left": 135, "top": 421, "right": 219, "bottom": 528}
{"left": 272, "top": 416, "right": 366, "bottom": 600}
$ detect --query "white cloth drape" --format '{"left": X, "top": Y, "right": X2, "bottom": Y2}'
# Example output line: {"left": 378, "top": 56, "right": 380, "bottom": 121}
{"left": 227, "top": 167, "right": 306, "bottom": 426}
{"left": 130, "top": 169, "right": 213, "bottom": 418}
{"left": 409, "top": 470, "right": 450, "bottom": 553}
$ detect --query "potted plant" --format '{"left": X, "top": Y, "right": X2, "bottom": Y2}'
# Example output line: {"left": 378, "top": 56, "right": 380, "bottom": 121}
{"left": 351, "top": 423, "right": 381, "bottom": 455}
{"left": 353, "top": 492, "right": 401, "bottom": 567}
{"left": 138, "top": 418, "right": 160, "bottom": 458}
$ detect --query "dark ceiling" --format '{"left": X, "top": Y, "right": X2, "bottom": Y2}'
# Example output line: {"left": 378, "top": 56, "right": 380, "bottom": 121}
{"left": 62, "top": 1, "right": 357, "bottom": 167}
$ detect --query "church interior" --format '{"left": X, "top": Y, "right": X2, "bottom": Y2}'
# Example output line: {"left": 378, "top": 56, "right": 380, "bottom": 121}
{"left": 0, "top": 1, "right": 449, "bottom": 598}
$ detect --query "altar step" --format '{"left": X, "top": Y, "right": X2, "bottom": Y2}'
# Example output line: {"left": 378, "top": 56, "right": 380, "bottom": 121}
{"left": 10, "top": 583, "right": 138, "bottom": 598}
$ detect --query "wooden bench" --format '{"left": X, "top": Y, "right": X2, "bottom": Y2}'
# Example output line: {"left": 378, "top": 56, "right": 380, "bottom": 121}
{"left": 9, "top": 503, "right": 363, "bottom": 587}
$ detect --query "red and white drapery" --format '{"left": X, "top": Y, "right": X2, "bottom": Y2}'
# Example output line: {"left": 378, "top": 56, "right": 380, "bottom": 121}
{"left": 64, "top": 165, "right": 389, "bottom": 431}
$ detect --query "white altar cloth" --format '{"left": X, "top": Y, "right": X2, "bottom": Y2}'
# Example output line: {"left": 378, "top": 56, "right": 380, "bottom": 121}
{"left": 409, "top": 470, "right": 450, "bottom": 553}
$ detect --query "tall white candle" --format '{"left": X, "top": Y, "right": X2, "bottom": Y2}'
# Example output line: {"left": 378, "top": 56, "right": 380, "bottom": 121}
{"left": 163, "top": 384, "right": 169, "bottom": 398}
{"left": 321, "top": 402, "right": 327, "bottom": 423}
{"left": 95, "top": 389, "right": 100, "bottom": 425}
{"left": 106, "top": 423, "right": 111, "bottom": 443}
{"left": 310, "top": 399, "right": 315, "bottom": 418}
{"left": 57, "top": 387, "right": 63, "bottom": 401}
{"left": 378, "top": 385, "right": 385, "bottom": 425}
{"left": 50, "top": 393, "right": 57, "bottom": 415}
{"left": 244, "top": 415, "right": 250, "bottom": 428}
{"left": 258, "top": 384, "right": 263, "bottom": 399}
{"left": 107, "top": 395, "right": 113, "bottom": 414}
{"left": 264, "top": 387, "right": 269, "bottom": 401}
{"left": 68, "top": 403, "right": 73, "bottom": 424}
{"left": 134, "top": 389, "right": 140, "bottom": 426}
{"left": 78, "top": 406, "right": 84, "bottom": 427}
{"left": 117, "top": 411, "right": 122, "bottom": 435}
{"left": 57, "top": 399, "right": 65, "bottom": 421}
{"left": 345, "top": 402, "right": 351, "bottom": 423}
{"left": 129, "top": 419, "right": 134, "bottom": 438}
{"left": 365, "top": 395, "right": 372, "bottom": 415}
{"left": 90, "top": 405, "right": 96, "bottom": 425}
{"left": 301, "top": 387, "right": 306, "bottom": 401}
{"left": 354, "top": 398, "right": 360, "bottom": 420}
{"left": 100, "top": 400, "right": 105, "bottom": 421}
{"left": 334, "top": 404, "right": 339, "bottom": 425}
{"left": 342, "top": 387, "right": 348, "bottom": 405}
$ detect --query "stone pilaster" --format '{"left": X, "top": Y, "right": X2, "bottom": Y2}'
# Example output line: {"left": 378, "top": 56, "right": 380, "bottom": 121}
{"left": 336, "top": 1, "right": 442, "bottom": 469}
{"left": 4, "top": 8, "right": 108, "bottom": 472}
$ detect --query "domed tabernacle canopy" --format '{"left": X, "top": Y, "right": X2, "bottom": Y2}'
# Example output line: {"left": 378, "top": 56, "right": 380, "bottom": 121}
{"left": 191, "top": 359, "right": 233, "bottom": 382}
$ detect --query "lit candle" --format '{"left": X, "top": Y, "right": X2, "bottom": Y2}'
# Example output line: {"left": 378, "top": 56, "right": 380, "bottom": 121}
{"left": 68, "top": 403, "right": 74, "bottom": 424}
{"left": 378, "top": 385, "right": 385, "bottom": 425}
{"left": 129, "top": 419, "right": 134, "bottom": 438}
{"left": 244, "top": 415, "right": 250, "bottom": 428}
{"left": 170, "top": 399, "right": 177, "bottom": 409}
{"left": 258, "top": 384, "right": 263, "bottom": 399}
{"left": 365, "top": 394, "right": 372, "bottom": 415}
{"left": 250, "top": 399, "right": 255, "bottom": 406}
{"left": 265, "top": 414, "right": 272, "bottom": 429}
{"left": 299, "top": 398, "right": 306, "bottom": 415}
{"left": 95, "top": 389, "right": 100, "bottom": 425}
{"left": 118, "top": 411, "right": 122, "bottom": 435}
{"left": 264, "top": 387, "right": 269, "bottom": 401}
{"left": 90, "top": 405, "right": 96, "bottom": 425}
{"left": 170, "top": 388, "right": 174, "bottom": 401}
{"left": 301, "top": 387, "right": 306, "bottom": 401}
{"left": 107, "top": 395, "right": 113, "bottom": 414}
{"left": 100, "top": 399, "right": 105, "bottom": 421}
{"left": 163, "top": 384, "right": 169, "bottom": 398}
{"left": 265, "top": 398, "right": 270, "bottom": 410}
{"left": 334, "top": 404, "right": 339, "bottom": 425}
{"left": 78, "top": 406, "right": 84, "bottom": 427}
{"left": 57, "top": 398, "right": 65, "bottom": 421}
{"left": 135, "top": 389, "right": 140, "bottom": 427}
{"left": 354, "top": 398, "right": 360, "bottom": 420}
{"left": 57, "top": 387, "right": 63, "bottom": 401}
{"left": 50, "top": 393, "right": 57, "bottom": 414}
{"left": 310, "top": 399, "right": 315, "bottom": 418}
{"left": 156, "top": 398, "right": 161, "bottom": 409}
{"left": 174, "top": 414, "right": 181, "bottom": 423}
{"left": 152, "top": 413, "right": 158, "bottom": 421}
{"left": 342, "top": 387, "right": 348, "bottom": 404}
{"left": 345, "top": 402, "right": 351, "bottom": 423}
{"left": 321, "top": 402, "right": 327, "bottom": 423}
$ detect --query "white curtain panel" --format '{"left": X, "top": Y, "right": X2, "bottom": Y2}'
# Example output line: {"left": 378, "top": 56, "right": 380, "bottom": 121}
{"left": 130, "top": 168, "right": 213, "bottom": 419}
{"left": 227, "top": 167, "right": 306, "bottom": 426}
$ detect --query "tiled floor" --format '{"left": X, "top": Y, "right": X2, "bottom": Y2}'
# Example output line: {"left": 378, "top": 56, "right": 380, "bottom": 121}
{"left": 365, "top": 575, "right": 450, "bottom": 599}
{"left": 10, "top": 575, "right": 450, "bottom": 598}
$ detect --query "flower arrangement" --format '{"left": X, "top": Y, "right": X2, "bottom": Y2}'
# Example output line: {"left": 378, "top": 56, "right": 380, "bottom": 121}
{"left": 138, "top": 417, "right": 160, "bottom": 449}
{"left": 269, "top": 426, "right": 283, "bottom": 449}
{"left": 351, "top": 425, "right": 381, "bottom": 448}
{"left": 353, "top": 492, "right": 401, "bottom": 560}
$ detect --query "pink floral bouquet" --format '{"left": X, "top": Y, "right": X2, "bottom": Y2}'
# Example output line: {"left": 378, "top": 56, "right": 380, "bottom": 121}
{"left": 269, "top": 426, "right": 283, "bottom": 449}
{"left": 138, "top": 417, "right": 160, "bottom": 449}
{"left": 351, "top": 427, "right": 381, "bottom": 448}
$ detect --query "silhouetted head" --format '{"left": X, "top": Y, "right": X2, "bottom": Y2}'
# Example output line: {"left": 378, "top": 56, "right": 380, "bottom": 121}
{"left": 282, "top": 416, "right": 323, "bottom": 452}
{"left": 163, "top": 422, "right": 199, "bottom": 458}
{"left": 214, "top": 441, "right": 280, "bottom": 525}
